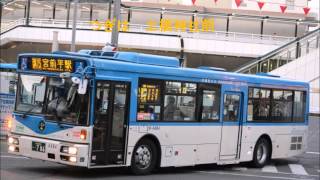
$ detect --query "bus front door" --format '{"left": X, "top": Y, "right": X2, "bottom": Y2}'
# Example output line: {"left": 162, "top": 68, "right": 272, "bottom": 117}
{"left": 219, "top": 92, "right": 242, "bottom": 161}
{"left": 91, "top": 81, "right": 130, "bottom": 166}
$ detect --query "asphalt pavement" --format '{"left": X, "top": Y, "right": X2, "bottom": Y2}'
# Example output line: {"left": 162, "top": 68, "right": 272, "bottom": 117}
{"left": 1, "top": 116, "right": 319, "bottom": 180}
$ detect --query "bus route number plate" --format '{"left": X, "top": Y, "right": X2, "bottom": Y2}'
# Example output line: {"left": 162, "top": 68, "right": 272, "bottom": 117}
{"left": 32, "top": 141, "right": 46, "bottom": 153}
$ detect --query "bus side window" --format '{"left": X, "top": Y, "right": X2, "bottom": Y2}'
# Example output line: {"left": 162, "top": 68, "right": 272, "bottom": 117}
{"left": 248, "top": 88, "right": 271, "bottom": 122}
{"left": 223, "top": 94, "right": 240, "bottom": 121}
{"left": 163, "top": 81, "right": 197, "bottom": 121}
{"left": 137, "top": 79, "right": 162, "bottom": 121}
{"left": 248, "top": 87, "right": 305, "bottom": 123}
{"left": 272, "top": 90, "right": 293, "bottom": 122}
{"left": 200, "top": 84, "right": 220, "bottom": 122}
{"left": 293, "top": 91, "right": 306, "bottom": 122}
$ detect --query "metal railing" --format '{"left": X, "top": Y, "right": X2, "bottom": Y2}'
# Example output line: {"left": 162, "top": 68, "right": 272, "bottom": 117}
{"left": 1, "top": 18, "right": 294, "bottom": 45}
{"left": 234, "top": 28, "right": 320, "bottom": 74}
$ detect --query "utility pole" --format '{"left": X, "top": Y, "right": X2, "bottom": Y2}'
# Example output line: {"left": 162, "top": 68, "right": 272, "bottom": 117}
{"left": 111, "top": 0, "right": 121, "bottom": 47}
{"left": 70, "top": 0, "right": 79, "bottom": 52}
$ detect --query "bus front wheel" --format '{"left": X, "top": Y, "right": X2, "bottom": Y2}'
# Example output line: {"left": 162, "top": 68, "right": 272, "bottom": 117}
{"left": 252, "top": 138, "right": 271, "bottom": 168}
{"left": 131, "top": 139, "right": 158, "bottom": 175}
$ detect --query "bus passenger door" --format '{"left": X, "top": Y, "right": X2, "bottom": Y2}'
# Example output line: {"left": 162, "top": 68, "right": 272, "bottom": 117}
{"left": 91, "top": 81, "right": 130, "bottom": 166}
{"left": 219, "top": 92, "right": 242, "bottom": 161}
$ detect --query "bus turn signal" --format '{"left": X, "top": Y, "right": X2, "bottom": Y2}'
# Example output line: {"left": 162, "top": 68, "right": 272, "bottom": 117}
{"left": 80, "top": 129, "right": 87, "bottom": 140}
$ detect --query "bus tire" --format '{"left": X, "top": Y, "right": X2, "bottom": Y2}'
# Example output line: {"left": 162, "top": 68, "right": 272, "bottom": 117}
{"left": 252, "top": 138, "right": 271, "bottom": 168}
{"left": 131, "top": 139, "right": 158, "bottom": 175}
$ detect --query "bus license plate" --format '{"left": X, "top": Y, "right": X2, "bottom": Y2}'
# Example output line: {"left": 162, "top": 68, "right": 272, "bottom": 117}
{"left": 32, "top": 141, "right": 45, "bottom": 153}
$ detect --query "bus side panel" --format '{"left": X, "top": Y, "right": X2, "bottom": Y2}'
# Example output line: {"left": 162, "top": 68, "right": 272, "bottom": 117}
{"left": 126, "top": 125, "right": 222, "bottom": 167}
{"left": 240, "top": 125, "right": 308, "bottom": 162}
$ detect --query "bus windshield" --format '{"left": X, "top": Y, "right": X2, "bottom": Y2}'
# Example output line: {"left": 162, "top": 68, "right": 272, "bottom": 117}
{"left": 16, "top": 74, "right": 89, "bottom": 125}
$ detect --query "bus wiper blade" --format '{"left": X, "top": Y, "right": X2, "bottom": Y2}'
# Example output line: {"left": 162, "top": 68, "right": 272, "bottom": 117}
{"left": 22, "top": 106, "right": 37, "bottom": 118}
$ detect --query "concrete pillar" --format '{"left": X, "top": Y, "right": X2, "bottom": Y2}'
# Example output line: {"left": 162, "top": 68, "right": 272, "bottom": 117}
{"left": 111, "top": 0, "right": 121, "bottom": 47}
{"left": 71, "top": 0, "right": 79, "bottom": 52}
{"left": 183, "top": 56, "right": 188, "bottom": 67}
{"left": 52, "top": 31, "right": 59, "bottom": 52}
{"left": 70, "top": 0, "right": 79, "bottom": 52}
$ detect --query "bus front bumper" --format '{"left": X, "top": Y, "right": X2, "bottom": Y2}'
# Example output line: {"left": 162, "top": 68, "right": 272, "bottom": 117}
{"left": 7, "top": 134, "right": 89, "bottom": 167}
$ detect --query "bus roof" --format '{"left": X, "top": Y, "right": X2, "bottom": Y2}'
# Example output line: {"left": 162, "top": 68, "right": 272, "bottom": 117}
{"left": 0, "top": 63, "right": 17, "bottom": 69}
{"left": 17, "top": 51, "right": 308, "bottom": 89}
{"left": 91, "top": 53, "right": 308, "bottom": 89}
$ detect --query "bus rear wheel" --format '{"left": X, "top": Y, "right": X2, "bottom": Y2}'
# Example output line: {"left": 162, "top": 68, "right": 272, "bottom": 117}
{"left": 252, "top": 138, "right": 271, "bottom": 168}
{"left": 131, "top": 139, "right": 158, "bottom": 175}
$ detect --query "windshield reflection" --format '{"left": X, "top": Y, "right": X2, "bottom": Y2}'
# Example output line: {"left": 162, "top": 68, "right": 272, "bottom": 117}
{"left": 16, "top": 75, "right": 46, "bottom": 113}
{"left": 16, "top": 74, "right": 89, "bottom": 125}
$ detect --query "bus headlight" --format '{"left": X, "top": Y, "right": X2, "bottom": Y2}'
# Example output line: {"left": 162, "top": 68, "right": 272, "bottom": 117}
{"left": 8, "top": 137, "right": 19, "bottom": 145}
{"left": 8, "top": 145, "right": 19, "bottom": 152}
{"left": 61, "top": 146, "right": 77, "bottom": 155}
{"left": 68, "top": 147, "right": 78, "bottom": 155}
{"left": 9, "top": 145, "right": 15, "bottom": 152}
{"left": 69, "top": 156, "right": 77, "bottom": 162}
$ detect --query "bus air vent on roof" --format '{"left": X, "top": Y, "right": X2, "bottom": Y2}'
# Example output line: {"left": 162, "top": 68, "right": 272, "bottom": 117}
{"left": 256, "top": 73, "right": 280, "bottom": 78}
{"left": 198, "top": 66, "right": 226, "bottom": 72}
{"left": 113, "top": 52, "right": 180, "bottom": 67}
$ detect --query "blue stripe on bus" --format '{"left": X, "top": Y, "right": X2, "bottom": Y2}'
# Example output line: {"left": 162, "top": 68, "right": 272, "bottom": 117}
{"left": 14, "top": 114, "right": 72, "bottom": 134}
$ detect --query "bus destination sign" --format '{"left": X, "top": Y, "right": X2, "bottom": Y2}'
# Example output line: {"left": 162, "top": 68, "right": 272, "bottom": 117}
{"left": 29, "top": 57, "right": 74, "bottom": 72}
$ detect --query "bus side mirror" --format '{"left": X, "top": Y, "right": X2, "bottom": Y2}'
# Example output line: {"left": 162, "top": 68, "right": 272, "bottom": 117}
{"left": 71, "top": 77, "right": 88, "bottom": 94}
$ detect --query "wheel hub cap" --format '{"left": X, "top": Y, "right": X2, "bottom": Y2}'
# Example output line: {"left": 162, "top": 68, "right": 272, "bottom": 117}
{"left": 135, "top": 145, "right": 152, "bottom": 169}
{"left": 257, "top": 143, "right": 267, "bottom": 164}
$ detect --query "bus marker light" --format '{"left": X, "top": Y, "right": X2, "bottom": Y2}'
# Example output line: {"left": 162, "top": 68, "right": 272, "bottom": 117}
{"left": 7, "top": 116, "right": 13, "bottom": 130}
{"left": 80, "top": 129, "right": 87, "bottom": 140}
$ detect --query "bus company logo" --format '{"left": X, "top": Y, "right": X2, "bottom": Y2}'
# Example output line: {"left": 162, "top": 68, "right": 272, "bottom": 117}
{"left": 38, "top": 120, "right": 46, "bottom": 132}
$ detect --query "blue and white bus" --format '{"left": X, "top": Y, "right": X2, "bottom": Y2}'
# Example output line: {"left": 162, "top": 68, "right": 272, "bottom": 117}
{"left": 8, "top": 51, "right": 308, "bottom": 174}
{"left": 0, "top": 63, "right": 17, "bottom": 138}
